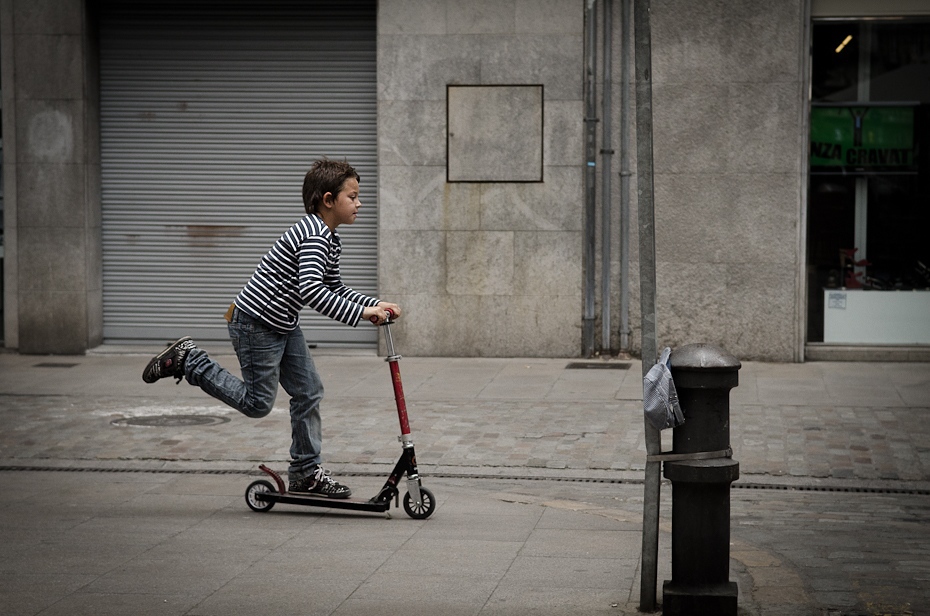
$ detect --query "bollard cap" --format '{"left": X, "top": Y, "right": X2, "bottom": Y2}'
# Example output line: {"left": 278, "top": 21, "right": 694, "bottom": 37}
{"left": 669, "top": 343, "right": 740, "bottom": 390}
{"left": 669, "top": 343, "right": 741, "bottom": 372}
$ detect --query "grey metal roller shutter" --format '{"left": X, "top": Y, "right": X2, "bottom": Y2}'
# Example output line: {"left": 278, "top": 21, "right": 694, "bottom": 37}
{"left": 99, "top": 0, "right": 378, "bottom": 346}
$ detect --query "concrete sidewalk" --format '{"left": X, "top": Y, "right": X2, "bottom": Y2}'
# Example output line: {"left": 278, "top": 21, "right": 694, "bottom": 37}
{"left": 1, "top": 346, "right": 929, "bottom": 615}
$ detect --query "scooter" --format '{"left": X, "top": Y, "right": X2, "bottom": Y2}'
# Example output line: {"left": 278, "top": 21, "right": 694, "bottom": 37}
{"left": 244, "top": 310, "right": 435, "bottom": 519}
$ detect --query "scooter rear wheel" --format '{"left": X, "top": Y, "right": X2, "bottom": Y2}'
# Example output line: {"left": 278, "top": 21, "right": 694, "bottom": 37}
{"left": 245, "top": 480, "right": 276, "bottom": 512}
{"left": 403, "top": 487, "right": 435, "bottom": 519}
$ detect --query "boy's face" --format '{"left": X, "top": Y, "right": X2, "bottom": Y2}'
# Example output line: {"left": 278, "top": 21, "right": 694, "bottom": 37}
{"left": 325, "top": 178, "right": 361, "bottom": 228}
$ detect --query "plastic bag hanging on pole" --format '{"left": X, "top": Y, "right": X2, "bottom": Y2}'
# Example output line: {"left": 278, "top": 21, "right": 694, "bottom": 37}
{"left": 643, "top": 347, "right": 685, "bottom": 430}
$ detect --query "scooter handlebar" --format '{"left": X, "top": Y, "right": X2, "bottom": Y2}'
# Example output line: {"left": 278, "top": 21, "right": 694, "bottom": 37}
{"left": 369, "top": 308, "right": 395, "bottom": 325}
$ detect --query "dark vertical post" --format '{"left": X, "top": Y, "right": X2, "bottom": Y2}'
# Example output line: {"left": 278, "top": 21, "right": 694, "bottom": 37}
{"left": 634, "top": 0, "right": 661, "bottom": 610}
{"left": 663, "top": 343, "right": 741, "bottom": 616}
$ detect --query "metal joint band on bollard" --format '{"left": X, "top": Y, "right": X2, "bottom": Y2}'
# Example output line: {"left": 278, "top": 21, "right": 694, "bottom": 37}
{"left": 662, "top": 343, "right": 741, "bottom": 616}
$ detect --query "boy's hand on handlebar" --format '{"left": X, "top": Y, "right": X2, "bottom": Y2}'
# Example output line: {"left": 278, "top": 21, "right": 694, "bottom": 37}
{"left": 377, "top": 302, "right": 401, "bottom": 319}
{"left": 364, "top": 303, "right": 401, "bottom": 325}
{"left": 363, "top": 306, "right": 388, "bottom": 324}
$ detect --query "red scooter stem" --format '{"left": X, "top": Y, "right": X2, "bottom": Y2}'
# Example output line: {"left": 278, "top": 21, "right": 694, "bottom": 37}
{"left": 389, "top": 359, "right": 412, "bottom": 436}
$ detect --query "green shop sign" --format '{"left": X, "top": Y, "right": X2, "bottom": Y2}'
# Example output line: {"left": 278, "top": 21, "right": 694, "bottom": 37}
{"left": 810, "top": 105, "right": 916, "bottom": 172}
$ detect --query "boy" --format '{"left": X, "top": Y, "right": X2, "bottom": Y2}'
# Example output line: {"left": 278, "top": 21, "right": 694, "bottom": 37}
{"left": 142, "top": 159, "right": 400, "bottom": 498}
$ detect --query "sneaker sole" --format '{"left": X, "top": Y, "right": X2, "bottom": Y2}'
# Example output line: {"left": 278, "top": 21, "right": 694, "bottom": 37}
{"left": 142, "top": 336, "right": 193, "bottom": 383}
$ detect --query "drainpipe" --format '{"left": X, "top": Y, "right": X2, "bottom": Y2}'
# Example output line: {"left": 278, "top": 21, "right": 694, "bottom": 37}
{"left": 619, "top": 0, "right": 632, "bottom": 351}
{"left": 600, "top": 0, "right": 614, "bottom": 353}
{"left": 582, "top": 0, "right": 598, "bottom": 357}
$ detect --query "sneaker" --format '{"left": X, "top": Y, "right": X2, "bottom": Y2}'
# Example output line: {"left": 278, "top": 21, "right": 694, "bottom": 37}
{"left": 288, "top": 466, "right": 352, "bottom": 499}
{"left": 142, "top": 336, "right": 196, "bottom": 384}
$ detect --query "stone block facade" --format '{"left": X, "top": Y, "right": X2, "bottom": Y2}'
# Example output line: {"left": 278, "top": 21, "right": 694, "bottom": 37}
{"left": 1, "top": 0, "right": 815, "bottom": 360}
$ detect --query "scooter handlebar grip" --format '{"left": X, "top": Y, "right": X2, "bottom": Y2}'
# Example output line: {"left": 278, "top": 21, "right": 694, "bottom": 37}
{"left": 369, "top": 308, "right": 395, "bottom": 324}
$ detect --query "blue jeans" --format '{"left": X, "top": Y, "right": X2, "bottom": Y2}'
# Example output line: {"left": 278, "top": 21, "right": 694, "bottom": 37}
{"left": 184, "top": 307, "right": 323, "bottom": 479}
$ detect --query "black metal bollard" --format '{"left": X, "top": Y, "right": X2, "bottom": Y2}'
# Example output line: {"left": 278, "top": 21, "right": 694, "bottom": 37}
{"left": 662, "top": 343, "right": 741, "bottom": 616}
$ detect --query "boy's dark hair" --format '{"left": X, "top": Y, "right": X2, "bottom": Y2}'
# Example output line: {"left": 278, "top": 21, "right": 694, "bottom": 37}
{"left": 302, "top": 159, "right": 360, "bottom": 215}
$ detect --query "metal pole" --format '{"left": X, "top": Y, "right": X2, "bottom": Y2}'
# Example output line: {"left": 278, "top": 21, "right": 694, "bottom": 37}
{"left": 619, "top": 0, "right": 632, "bottom": 351}
{"left": 601, "top": 0, "right": 614, "bottom": 352}
{"left": 634, "top": 0, "right": 661, "bottom": 609}
{"left": 583, "top": 0, "right": 598, "bottom": 358}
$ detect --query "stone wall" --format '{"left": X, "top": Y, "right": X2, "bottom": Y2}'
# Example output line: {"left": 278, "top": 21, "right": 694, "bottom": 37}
{"left": 377, "top": 0, "right": 808, "bottom": 360}
{"left": 644, "top": 0, "right": 807, "bottom": 361}
{"left": 377, "top": 0, "right": 585, "bottom": 357}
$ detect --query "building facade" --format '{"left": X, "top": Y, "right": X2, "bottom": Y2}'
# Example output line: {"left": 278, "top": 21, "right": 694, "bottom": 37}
{"left": 1, "top": 0, "right": 928, "bottom": 361}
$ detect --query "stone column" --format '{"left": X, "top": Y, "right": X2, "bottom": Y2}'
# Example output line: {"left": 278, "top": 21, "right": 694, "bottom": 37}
{"left": 1, "top": 0, "right": 101, "bottom": 353}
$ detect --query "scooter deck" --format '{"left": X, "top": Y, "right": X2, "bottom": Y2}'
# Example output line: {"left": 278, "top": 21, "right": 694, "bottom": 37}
{"left": 256, "top": 491, "right": 391, "bottom": 513}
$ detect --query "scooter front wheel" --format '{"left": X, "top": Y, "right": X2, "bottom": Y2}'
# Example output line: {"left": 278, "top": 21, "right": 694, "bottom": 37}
{"left": 245, "top": 480, "right": 276, "bottom": 512}
{"left": 403, "top": 487, "right": 435, "bottom": 519}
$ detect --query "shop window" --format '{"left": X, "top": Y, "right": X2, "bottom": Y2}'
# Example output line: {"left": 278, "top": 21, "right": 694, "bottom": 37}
{"left": 807, "top": 19, "right": 930, "bottom": 344}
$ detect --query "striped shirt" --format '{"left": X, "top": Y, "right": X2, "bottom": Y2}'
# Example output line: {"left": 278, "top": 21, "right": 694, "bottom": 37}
{"left": 234, "top": 213, "right": 379, "bottom": 332}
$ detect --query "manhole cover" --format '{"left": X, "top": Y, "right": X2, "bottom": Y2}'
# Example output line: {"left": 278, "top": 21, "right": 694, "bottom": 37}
{"left": 111, "top": 415, "right": 230, "bottom": 427}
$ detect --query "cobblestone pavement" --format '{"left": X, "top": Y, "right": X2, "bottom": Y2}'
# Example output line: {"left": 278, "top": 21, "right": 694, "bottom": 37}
{"left": 1, "top": 349, "right": 929, "bottom": 615}
{"left": 1, "top": 351, "right": 928, "bottom": 487}
{"left": 1, "top": 393, "right": 929, "bottom": 487}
